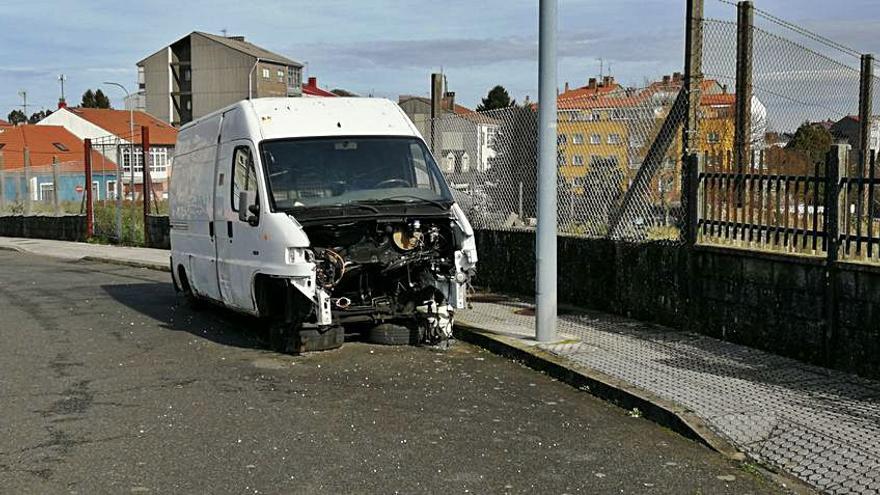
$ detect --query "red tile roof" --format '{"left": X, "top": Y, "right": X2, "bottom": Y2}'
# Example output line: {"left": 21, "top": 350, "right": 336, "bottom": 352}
{"left": 700, "top": 93, "right": 737, "bottom": 106}
{"left": 66, "top": 107, "right": 177, "bottom": 145}
{"left": 558, "top": 82, "right": 624, "bottom": 100}
{"left": 0, "top": 118, "right": 11, "bottom": 127}
{"left": 0, "top": 125, "right": 117, "bottom": 172}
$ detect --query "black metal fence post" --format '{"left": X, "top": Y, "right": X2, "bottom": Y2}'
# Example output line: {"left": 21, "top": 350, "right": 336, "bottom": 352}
{"left": 824, "top": 144, "right": 847, "bottom": 366}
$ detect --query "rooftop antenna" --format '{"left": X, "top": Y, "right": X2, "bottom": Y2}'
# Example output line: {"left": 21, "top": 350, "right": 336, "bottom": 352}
{"left": 221, "top": 28, "right": 228, "bottom": 37}
{"left": 18, "top": 90, "right": 28, "bottom": 117}
{"left": 597, "top": 58, "right": 604, "bottom": 80}
{"left": 58, "top": 74, "right": 67, "bottom": 106}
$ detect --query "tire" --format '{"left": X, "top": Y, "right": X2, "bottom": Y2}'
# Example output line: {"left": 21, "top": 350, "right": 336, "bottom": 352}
{"left": 177, "top": 267, "right": 204, "bottom": 310}
{"left": 269, "top": 322, "right": 344, "bottom": 354}
{"left": 366, "top": 323, "right": 424, "bottom": 346}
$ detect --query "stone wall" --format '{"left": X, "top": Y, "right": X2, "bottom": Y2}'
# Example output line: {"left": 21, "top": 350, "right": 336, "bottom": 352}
{"left": 0, "top": 215, "right": 87, "bottom": 242}
{"left": 473, "top": 229, "right": 880, "bottom": 379}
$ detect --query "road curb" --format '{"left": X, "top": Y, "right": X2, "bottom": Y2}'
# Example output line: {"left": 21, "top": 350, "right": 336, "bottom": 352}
{"left": 452, "top": 322, "right": 817, "bottom": 495}
{"left": 80, "top": 256, "right": 170, "bottom": 273}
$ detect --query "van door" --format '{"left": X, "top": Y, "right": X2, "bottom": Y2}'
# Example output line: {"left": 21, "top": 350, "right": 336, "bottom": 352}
{"left": 184, "top": 115, "right": 224, "bottom": 302}
{"left": 214, "top": 139, "right": 263, "bottom": 313}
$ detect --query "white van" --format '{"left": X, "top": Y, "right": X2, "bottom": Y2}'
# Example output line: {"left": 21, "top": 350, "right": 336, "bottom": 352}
{"left": 169, "top": 98, "right": 477, "bottom": 353}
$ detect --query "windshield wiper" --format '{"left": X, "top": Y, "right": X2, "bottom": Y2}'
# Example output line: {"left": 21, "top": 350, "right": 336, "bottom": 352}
{"left": 361, "top": 195, "right": 450, "bottom": 210}
{"left": 337, "top": 202, "right": 380, "bottom": 213}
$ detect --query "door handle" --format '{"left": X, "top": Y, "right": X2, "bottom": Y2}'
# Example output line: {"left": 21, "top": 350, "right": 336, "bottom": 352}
{"left": 209, "top": 221, "right": 214, "bottom": 238}
{"left": 227, "top": 221, "right": 234, "bottom": 239}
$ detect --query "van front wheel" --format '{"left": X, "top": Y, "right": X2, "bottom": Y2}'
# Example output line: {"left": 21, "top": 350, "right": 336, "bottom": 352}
{"left": 268, "top": 321, "right": 296, "bottom": 354}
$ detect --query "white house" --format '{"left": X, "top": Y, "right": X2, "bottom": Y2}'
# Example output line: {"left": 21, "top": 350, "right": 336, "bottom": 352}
{"left": 38, "top": 107, "right": 178, "bottom": 198}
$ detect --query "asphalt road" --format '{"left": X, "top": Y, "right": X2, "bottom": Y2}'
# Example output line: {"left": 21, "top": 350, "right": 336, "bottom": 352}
{"left": 0, "top": 251, "right": 783, "bottom": 494}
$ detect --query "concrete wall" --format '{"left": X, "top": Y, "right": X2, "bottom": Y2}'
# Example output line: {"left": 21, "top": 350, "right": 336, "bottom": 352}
{"left": 141, "top": 48, "right": 171, "bottom": 124}
{"left": 191, "top": 33, "right": 254, "bottom": 120}
{"left": 255, "top": 61, "right": 289, "bottom": 98}
{"left": 0, "top": 215, "right": 87, "bottom": 241}
{"left": 474, "top": 229, "right": 880, "bottom": 379}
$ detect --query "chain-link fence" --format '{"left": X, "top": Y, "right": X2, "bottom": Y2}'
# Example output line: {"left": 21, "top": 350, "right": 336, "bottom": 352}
{"left": 427, "top": 87, "right": 687, "bottom": 243}
{"left": 700, "top": 0, "right": 880, "bottom": 265}
{"left": 0, "top": 127, "right": 168, "bottom": 246}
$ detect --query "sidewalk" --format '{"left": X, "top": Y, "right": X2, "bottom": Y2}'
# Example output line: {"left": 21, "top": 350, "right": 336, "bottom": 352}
{"left": 0, "top": 237, "right": 169, "bottom": 272}
{"left": 457, "top": 297, "right": 880, "bottom": 495}
{"left": 3, "top": 236, "right": 878, "bottom": 493}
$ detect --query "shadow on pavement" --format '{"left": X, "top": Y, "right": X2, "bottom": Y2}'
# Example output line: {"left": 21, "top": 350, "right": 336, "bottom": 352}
{"left": 102, "top": 282, "right": 269, "bottom": 351}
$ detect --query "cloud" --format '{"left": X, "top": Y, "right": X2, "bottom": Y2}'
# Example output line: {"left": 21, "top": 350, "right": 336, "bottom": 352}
{"left": 294, "top": 28, "right": 680, "bottom": 74}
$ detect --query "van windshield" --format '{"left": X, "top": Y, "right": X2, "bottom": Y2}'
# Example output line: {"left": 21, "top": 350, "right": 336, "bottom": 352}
{"left": 259, "top": 136, "right": 453, "bottom": 210}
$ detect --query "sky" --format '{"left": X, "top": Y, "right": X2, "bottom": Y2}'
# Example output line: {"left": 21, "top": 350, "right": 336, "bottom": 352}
{"left": 1, "top": 0, "right": 880, "bottom": 123}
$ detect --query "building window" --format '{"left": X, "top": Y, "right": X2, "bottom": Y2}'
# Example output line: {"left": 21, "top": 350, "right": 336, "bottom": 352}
{"left": 288, "top": 67, "right": 302, "bottom": 88}
{"left": 39, "top": 182, "right": 54, "bottom": 201}
{"left": 106, "top": 180, "right": 118, "bottom": 200}
{"left": 92, "top": 181, "right": 100, "bottom": 201}
{"left": 184, "top": 69, "right": 191, "bottom": 82}
{"left": 262, "top": 68, "right": 270, "bottom": 79}
{"left": 558, "top": 134, "right": 567, "bottom": 145}
{"left": 591, "top": 111, "right": 601, "bottom": 121}
{"left": 707, "top": 131, "right": 720, "bottom": 143}
{"left": 607, "top": 133, "right": 622, "bottom": 145}
{"left": 150, "top": 147, "right": 169, "bottom": 173}
{"left": 277, "top": 69, "right": 285, "bottom": 82}
{"left": 558, "top": 154, "right": 566, "bottom": 166}
{"left": 590, "top": 134, "right": 601, "bottom": 145}
{"left": 52, "top": 142, "right": 69, "bottom": 151}
{"left": 572, "top": 133, "right": 584, "bottom": 145}
{"left": 573, "top": 155, "right": 585, "bottom": 166}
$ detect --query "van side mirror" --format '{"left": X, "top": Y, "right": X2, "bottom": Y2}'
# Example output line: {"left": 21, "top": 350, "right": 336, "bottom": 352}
{"left": 238, "top": 191, "right": 258, "bottom": 226}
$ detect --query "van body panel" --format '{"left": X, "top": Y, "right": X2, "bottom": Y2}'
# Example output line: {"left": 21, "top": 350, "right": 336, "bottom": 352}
{"left": 170, "top": 112, "right": 224, "bottom": 301}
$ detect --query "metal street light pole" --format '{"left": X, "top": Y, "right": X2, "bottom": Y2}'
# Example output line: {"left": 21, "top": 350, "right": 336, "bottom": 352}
{"left": 536, "top": 0, "right": 558, "bottom": 342}
{"left": 103, "top": 82, "right": 134, "bottom": 243}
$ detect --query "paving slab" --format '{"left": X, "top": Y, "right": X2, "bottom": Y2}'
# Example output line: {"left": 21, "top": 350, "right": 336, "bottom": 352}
{"left": 457, "top": 296, "right": 880, "bottom": 495}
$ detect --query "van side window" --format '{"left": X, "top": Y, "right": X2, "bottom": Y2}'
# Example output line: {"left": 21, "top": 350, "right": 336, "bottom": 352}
{"left": 231, "top": 146, "right": 257, "bottom": 211}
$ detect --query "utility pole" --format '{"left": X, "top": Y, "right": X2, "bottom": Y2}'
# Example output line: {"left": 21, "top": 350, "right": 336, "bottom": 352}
{"left": 536, "top": 0, "right": 558, "bottom": 343}
{"left": 597, "top": 58, "right": 604, "bottom": 80}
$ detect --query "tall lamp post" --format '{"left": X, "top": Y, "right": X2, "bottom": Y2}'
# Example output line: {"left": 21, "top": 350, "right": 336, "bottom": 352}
{"left": 536, "top": 0, "right": 558, "bottom": 342}
{"left": 103, "top": 82, "right": 135, "bottom": 243}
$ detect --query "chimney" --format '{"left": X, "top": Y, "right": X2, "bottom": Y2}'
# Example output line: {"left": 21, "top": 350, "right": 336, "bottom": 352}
{"left": 564, "top": 82, "right": 569, "bottom": 92}
{"left": 229, "top": 35, "right": 245, "bottom": 42}
{"left": 307, "top": 76, "right": 317, "bottom": 88}
{"left": 662, "top": 75, "right": 671, "bottom": 85}
{"left": 588, "top": 77, "right": 597, "bottom": 89}
{"left": 722, "top": 84, "right": 728, "bottom": 94}
{"left": 603, "top": 75, "right": 612, "bottom": 86}
{"left": 672, "top": 71, "right": 683, "bottom": 82}
{"left": 57, "top": 98, "right": 67, "bottom": 110}
{"left": 443, "top": 91, "right": 456, "bottom": 111}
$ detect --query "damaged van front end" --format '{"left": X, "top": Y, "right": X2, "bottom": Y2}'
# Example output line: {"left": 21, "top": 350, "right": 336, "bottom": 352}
{"left": 256, "top": 135, "right": 477, "bottom": 352}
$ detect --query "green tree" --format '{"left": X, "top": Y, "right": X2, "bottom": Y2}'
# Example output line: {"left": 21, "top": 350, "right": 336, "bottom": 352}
{"left": 28, "top": 109, "right": 52, "bottom": 124}
{"left": 94, "top": 89, "right": 111, "bottom": 108}
{"left": 7, "top": 109, "right": 26, "bottom": 125}
{"left": 81, "top": 89, "right": 112, "bottom": 109}
{"left": 476, "top": 85, "right": 514, "bottom": 112}
{"left": 786, "top": 122, "right": 832, "bottom": 164}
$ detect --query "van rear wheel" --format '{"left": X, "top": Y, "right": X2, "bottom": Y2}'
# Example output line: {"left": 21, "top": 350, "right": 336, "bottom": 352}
{"left": 177, "top": 267, "right": 203, "bottom": 309}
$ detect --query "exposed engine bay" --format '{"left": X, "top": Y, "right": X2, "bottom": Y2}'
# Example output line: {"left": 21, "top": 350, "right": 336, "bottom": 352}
{"left": 300, "top": 216, "right": 473, "bottom": 344}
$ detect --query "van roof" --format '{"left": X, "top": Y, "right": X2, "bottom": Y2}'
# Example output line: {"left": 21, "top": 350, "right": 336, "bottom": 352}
{"left": 181, "top": 97, "right": 422, "bottom": 142}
